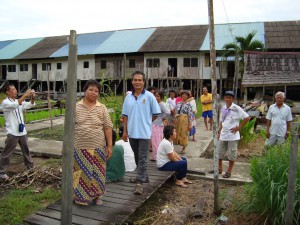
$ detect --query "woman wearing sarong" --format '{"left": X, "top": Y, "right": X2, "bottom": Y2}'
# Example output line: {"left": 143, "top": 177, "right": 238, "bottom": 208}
{"left": 188, "top": 90, "right": 197, "bottom": 142}
{"left": 151, "top": 90, "right": 170, "bottom": 161}
{"left": 174, "top": 90, "right": 193, "bottom": 154}
{"left": 73, "top": 79, "right": 113, "bottom": 206}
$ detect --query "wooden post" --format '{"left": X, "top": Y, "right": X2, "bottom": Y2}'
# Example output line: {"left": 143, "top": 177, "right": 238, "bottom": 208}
{"left": 47, "top": 65, "right": 53, "bottom": 128}
{"left": 285, "top": 122, "right": 299, "bottom": 225}
{"left": 123, "top": 53, "right": 126, "bottom": 101}
{"left": 61, "top": 30, "right": 77, "bottom": 225}
{"left": 207, "top": 0, "right": 220, "bottom": 215}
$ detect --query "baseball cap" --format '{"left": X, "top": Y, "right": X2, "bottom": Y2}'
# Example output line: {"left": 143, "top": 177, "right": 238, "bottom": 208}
{"left": 224, "top": 90, "right": 235, "bottom": 97}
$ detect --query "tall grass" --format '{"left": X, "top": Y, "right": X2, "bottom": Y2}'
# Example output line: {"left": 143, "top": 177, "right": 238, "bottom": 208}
{"left": 239, "top": 118, "right": 256, "bottom": 146}
{"left": 239, "top": 142, "right": 300, "bottom": 225}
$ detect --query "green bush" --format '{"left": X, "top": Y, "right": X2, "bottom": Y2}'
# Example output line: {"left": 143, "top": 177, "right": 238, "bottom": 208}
{"left": 239, "top": 118, "right": 257, "bottom": 146}
{"left": 240, "top": 142, "right": 300, "bottom": 225}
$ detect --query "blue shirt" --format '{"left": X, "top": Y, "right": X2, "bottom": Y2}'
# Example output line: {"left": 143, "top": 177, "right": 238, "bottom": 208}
{"left": 122, "top": 89, "right": 161, "bottom": 139}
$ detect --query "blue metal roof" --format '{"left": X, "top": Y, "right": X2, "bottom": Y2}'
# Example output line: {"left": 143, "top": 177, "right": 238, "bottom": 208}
{"left": 0, "top": 40, "right": 15, "bottom": 50}
{"left": 51, "top": 31, "right": 114, "bottom": 57}
{"left": 200, "top": 22, "right": 265, "bottom": 51}
{"left": 93, "top": 28, "right": 156, "bottom": 54}
{"left": 0, "top": 37, "right": 44, "bottom": 60}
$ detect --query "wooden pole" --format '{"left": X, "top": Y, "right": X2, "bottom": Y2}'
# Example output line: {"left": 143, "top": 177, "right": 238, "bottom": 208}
{"left": 47, "top": 65, "right": 53, "bottom": 128}
{"left": 285, "top": 122, "right": 299, "bottom": 225}
{"left": 61, "top": 30, "right": 77, "bottom": 225}
{"left": 207, "top": 0, "right": 220, "bottom": 215}
{"left": 123, "top": 53, "right": 126, "bottom": 102}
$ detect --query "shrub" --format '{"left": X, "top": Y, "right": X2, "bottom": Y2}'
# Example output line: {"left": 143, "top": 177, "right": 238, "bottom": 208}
{"left": 240, "top": 142, "right": 300, "bottom": 225}
{"left": 239, "top": 118, "right": 257, "bottom": 146}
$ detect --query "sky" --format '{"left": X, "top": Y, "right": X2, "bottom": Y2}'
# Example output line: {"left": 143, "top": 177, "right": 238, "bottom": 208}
{"left": 0, "top": 0, "right": 299, "bottom": 41}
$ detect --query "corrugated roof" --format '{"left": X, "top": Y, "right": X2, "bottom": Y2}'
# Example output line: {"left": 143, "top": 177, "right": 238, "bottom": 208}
{"left": 0, "top": 37, "right": 44, "bottom": 60}
{"left": 264, "top": 21, "right": 300, "bottom": 49}
{"left": 51, "top": 31, "right": 114, "bottom": 57}
{"left": 15, "top": 36, "right": 69, "bottom": 59}
{"left": 200, "top": 22, "right": 265, "bottom": 51}
{"left": 93, "top": 28, "right": 156, "bottom": 54}
{"left": 0, "top": 40, "right": 15, "bottom": 50}
{"left": 242, "top": 51, "right": 300, "bottom": 87}
{"left": 139, "top": 25, "right": 208, "bottom": 52}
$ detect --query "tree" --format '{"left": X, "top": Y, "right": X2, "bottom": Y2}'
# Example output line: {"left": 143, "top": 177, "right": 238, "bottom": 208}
{"left": 222, "top": 31, "right": 265, "bottom": 100}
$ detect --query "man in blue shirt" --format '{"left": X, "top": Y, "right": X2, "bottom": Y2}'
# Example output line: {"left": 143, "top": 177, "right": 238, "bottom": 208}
{"left": 122, "top": 71, "right": 161, "bottom": 195}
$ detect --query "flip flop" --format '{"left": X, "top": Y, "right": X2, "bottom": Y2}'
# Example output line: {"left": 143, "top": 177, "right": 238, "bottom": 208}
{"left": 176, "top": 183, "right": 188, "bottom": 188}
{"left": 183, "top": 180, "right": 193, "bottom": 184}
{"left": 223, "top": 171, "right": 231, "bottom": 178}
{"left": 93, "top": 198, "right": 103, "bottom": 206}
{"left": 208, "top": 169, "right": 222, "bottom": 174}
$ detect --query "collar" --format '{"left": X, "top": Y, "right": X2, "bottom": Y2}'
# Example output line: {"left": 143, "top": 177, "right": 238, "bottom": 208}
{"left": 132, "top": 88, "right": 146, "bottom": 95}
{"left": 275, "top": 103, "right": 285, "bottom": 108}
{"left": 78, "top": 99, "right": 101, "bottom": 106}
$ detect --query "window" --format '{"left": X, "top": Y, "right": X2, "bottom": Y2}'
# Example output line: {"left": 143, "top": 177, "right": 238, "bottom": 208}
{"left": 20, "top": 64, "right": 28, "bottom": 71}
{"left": 83, "top": 61, "right": 89, "bottom": 69}
{"left": 129, "top": 59, "right": 135, "bottom": 68}
{"left": 8, "top": 65, "right": 16, "bottom": 72}
{"left": 183, "top": 58, "right": 190, "bottom": 67}
{"left": 205, "top": 53, "right": 211, "bottom": 67}
{"left": 183, "top": 58, "right": 198, "bottom": 67}
{"left": 153, "top": 58, "right": 160, "bottom": 67}
{"left": 57, "top": 63, "right": 62, "bottom": 70}
{"left": 191, "top": 58, "right": 198, "bottom": 67}
{"left": 42, "top": 63, "right": 51, "bottom": 71}
{"left": 146, "top": 58, "right": 153, "bottom": 68}
{"left": 100, "top": 60, "right": 106, "bottom": 69}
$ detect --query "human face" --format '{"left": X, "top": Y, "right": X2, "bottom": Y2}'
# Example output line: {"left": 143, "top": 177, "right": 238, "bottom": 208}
{"left": 132, "top": 74, "right": 144, "bottom": 91}
{"left": 181, "top": 93, "right": 189, "bottom": 101}
{"left": 224, "top": 95, "right": 234, "bottom": 107}
{"left": 155, "top": 93, "right": 162, "bottom": 103}
{"left": 6, "top": 85, "right": 18, "bottom": 99}
{"left": 170, "top": 92, "right": 175, "bottom": 99}
{"left": 203, "top": 88, "right": 208, "bottom": 95}
{"left": 275, "top": 95, "right": 284, "bottom": 106}
{"left": 171, "top": 129, "right": 177, "bottom": 139}
{"left": 84, "top": 85, "right": 99, "bottom": 102}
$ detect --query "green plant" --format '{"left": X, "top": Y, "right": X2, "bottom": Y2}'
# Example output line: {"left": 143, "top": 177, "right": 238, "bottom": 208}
{"left": 239, "top": 118, "right": 257, "bottom": 146}
{"left": 238, "top": 142, "right": 300, "bottom": 225}
{"left": 0, "top": 187, "right": 60, "bottom": 225}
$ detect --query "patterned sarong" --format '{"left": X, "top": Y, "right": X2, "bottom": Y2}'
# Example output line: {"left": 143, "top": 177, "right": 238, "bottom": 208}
{"left": 73, "top": 148, "right": 106, "bottom": 205}
{"left": 174, "top": 114, "right": 189, "bottom": 147}
{"left": 151, "top": 124, "right": 164, "bottom": 160}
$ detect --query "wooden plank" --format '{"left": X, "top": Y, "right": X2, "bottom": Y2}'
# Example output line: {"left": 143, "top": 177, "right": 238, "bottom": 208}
{"left": 36, "top": 208, "right": 111, "bottom": 225}
{"left": 23, "top": 213, "right": 62, "bottom": 225}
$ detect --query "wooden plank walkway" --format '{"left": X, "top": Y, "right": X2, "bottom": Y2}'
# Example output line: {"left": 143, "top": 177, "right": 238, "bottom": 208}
{"left": 23, "top": 162, "right": 174, "bottom": 225}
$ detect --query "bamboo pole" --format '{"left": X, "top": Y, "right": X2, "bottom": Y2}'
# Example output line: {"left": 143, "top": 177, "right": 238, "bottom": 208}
{"left": 207, "top": 0, "right": 220, "bottom": 215}
{"left": 285, "top": 122, "right": 299, "bottom": 225}
{"left": 61, "top": 30, "right": 77, "bottom": 225}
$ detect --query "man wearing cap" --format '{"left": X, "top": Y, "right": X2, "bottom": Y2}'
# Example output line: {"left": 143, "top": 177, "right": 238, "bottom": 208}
{"left": 201, "top": 87, "right": 213, "bottom": 130}
{"left": 217, "top": 90, "right": 250, "bottom": 178}
{"left": 265, "top": 92, "right": 292, "bottom": 148}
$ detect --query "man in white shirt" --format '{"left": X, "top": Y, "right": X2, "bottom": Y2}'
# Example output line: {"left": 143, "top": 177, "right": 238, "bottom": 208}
{"left": 0, "top": 84, "right": 36, "bottom": 180}
{"left": 217, "top": 91, "right": 250, "bottom": 178}
{"left": 265, "top": 92, "right": 293, "bottom": 148}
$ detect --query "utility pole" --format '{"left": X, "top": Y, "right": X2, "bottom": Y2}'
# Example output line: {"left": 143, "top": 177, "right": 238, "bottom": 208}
{"left": 207, "top": 0, "right": 220, "bottom": 215}
{"left": 61, "top": 30, "right": 77, "bottom": 225}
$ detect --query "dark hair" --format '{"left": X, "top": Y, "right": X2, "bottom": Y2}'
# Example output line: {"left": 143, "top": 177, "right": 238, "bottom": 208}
{"left": 3, "top": 83, "right": 15, "bottom": 94}
{"left": 112, "top": 129, "right": 117, "bottom": 146}
{"left": 163, "top": 125, "right": 175, "bottom": 139}
{"left": 154, "top": 90, "right": 164, "bottom": 100}
{"left": 131, "top": 71, "right": 146, "bottom": 81}
{"left": 147, "top": 86, "right": 156, "bottom": 92}
{"left": 169, "top": 89, "right": 177, "bottom": 97}
{"left": 83, "top": 79, "right": 101, "bottom": 93}
{"left": 119, "top": 126, "right": 124, "bottom": 137}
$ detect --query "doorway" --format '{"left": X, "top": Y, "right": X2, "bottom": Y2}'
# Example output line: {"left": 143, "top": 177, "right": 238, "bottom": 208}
{"left": 1, "top": 65, "right": 7, "bottom": 80}
{"left": 168, "top": 58, "right": 177, "bottom": 78}
{"left": 32, "top": 64, "right": 37, "bottom": 80}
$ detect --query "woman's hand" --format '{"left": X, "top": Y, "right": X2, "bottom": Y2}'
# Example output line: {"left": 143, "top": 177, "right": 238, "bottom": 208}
{"left": 106, "top": 146, "right": 113, "bottom": 160}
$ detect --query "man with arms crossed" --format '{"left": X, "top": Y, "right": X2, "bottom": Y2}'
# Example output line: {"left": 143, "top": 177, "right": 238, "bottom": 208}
{"left": 122, "top": 71, "right": 161, "bottom": 195}
{"left": 201, "top": 87, "right": 213, "bottom": 130}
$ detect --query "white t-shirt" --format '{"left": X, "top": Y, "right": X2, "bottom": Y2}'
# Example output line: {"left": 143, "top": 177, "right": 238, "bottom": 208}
{"left": 220, "top": 103, "right": 249, "bottom": 141}
{"left": 156, "top": 138, "right": 173, "bottom": 168}
{"left": 2, "top": 98, "right": 35, "bottom": 136}
{"left": 115, "top": 140, "right": 137, "bottom": 172}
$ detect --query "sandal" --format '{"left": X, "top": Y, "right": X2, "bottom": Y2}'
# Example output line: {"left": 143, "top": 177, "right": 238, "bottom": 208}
{"left": 223, "top": 171, "right": 231, "bottom": 178}
{"left": 134, "top": 183, "right": 143, "bottom": 195}
{"left": 129, "top": 178, "right": 149, "bottom": 183}
{"left": 74, "top": 199, "right": 89, "bottom": 206}
{"left": 183, "top": 180, "right": 193, "bottom": 184}
{"left": 93, "top": 198, "right": 103, "bottom": 206}
{"left": 208, "top": 169, "right": 222, "bottom": 174}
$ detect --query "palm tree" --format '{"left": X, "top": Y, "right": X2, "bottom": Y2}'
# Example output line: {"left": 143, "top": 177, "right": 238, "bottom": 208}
{"left": 222, "top": 31, "right": 265, "bottom": 100}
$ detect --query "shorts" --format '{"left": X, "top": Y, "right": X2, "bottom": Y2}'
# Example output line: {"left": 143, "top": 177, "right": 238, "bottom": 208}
{"left": 218, "top": 140, "right": 238, "bottom": 161}
{"left": 202, "top": 110, "right": 213, "bottom": 118}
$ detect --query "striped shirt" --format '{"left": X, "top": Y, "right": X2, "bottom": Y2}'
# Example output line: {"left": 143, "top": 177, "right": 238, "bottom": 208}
{"left": 74, "top": 100, "right": 113, "bottom": 149}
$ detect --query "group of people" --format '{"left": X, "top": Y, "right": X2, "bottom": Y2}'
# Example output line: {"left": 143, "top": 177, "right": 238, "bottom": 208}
{"left": 0, "top": 71, "right": 293, "bottom": 206}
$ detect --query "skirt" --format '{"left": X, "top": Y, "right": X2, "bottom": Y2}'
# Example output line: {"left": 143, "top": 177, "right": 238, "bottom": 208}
{"left": 174, "top": 114, "right": 189, "bottom": 147}
{"left": 73, "top": 147, "right": 107, "bottom": 205}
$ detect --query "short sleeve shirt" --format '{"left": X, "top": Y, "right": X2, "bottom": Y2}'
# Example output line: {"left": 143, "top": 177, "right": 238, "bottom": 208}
{"left": 156, "top": 138, "right": 173, "bottom": 168}
{"left": 122, "top": 89, "right": 161, "bottom": 139}
{"left": 201, "top": 93, "right": 213, "bottom": 112}
{"left": 220, "top": 103, "right": 249, "bottom": 141}
{"left": 266, "top": 103, "right": 293, "bottom": 137}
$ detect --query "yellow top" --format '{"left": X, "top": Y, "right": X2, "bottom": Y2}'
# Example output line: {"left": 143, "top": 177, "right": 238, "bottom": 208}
{"left": 201, "top": 93, "right": 213, "bottom": 112}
